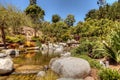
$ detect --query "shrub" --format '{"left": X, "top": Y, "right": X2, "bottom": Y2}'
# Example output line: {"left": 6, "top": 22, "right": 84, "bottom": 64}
{"left": 31, "top": 36, "right": 40, "bottom": 42}
{"left": 103, "top": 30, "right": 120, "bottom": 63}
{"left": 99, "top": 68, "right": 120, "bottom": 80}
{"left": 71, "top": 37, "right": 105, "bottom": 59}
{"left": 6, "top": 35, "right": 26, "bottom": 44}
{"left": 71, "top": 38, "right": 92, "bottom": 55}
{"left": 72, "top": 54, "right": 102, "bottom": 69}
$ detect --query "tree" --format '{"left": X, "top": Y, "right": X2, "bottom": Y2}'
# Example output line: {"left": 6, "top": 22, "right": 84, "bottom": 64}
{"left": 85, "top": 2, "right": 120, "bottom": 21}
{"left": 0, "top": 6, "right": 8, "bottom": 48}
{"left": 64, "top": 14, "right": 75, "bottom": 27}
{"left": 85, "top": 9, "right": 98, "bottom": 20}
{"left": 0, "top": 5, "right": 32, "bottom": 48}
{"left": 25, "top": 4, "right": 45, "bottom": 37}
{"left": 52, "top": 14, "right": 61, "bottom": 23}
{"left": 29, "top": 0, "right": 36, "bottom": 5}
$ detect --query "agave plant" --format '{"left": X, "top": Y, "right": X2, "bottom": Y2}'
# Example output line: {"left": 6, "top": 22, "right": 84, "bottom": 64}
{"left": 103, "top": 30, "right": 120, "bottom": 63}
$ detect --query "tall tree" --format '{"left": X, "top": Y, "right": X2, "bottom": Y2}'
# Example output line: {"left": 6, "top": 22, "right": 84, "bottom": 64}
{"left": 85, "top": 9, "right": 98, "bottom": 20}
{"left": 29, "top": 0, "right": 36, "bottom": 5}
{"left": 0, "top": 6, "right": 8, "bottom": 48}
{"left": 52, "top": 14, "right": 61, "bottom": 23}
{"left": 0, "top": 5, "right": 32, "bottom": 48}
{"left": 64, "top": 14, "right": 75, "bottom": 27}
{"left": 118, "top": 0, "right": 120, "bottom": 3}
{"left": 25, "top": 4, "right": 45, "bottom": 37}
{"left": 85, "top": 1, "right": 120, "bottom": 21}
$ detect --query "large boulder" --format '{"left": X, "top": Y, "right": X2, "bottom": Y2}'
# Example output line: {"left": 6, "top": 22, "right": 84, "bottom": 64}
{"left": 49, "top": 57, "right": 91, "bottom": 79}
{"left": 0, "top": 53, "right": 13, "bottom": 74}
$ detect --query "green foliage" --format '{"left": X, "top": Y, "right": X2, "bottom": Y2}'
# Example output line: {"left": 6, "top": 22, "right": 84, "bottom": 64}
{"left": 71, "top": 38, "right": 90, "bottom": 54}
{"left": 31, "top": 36, "right": 40, "bottom": 42}
{"left": 0, "top": 4, "right": 32, "bottom": 48}
{"left": 72, "top": 54, "right": 102, "bottom": 69}
{"left": 85, "top": 2, "right": 120, "bottom": 21}
{"left": 99, "top": 68, "right": 120, "bottom": 80}
{"left": 85, "top": 9, "right": 98, "bottom": 20}
{"left": 25, "top": 4, "right": 45, "bottom": 21}
{"left": 72, "top": 37, "right": 105, "bottom": 59}
{"left": 73, "top": 18, "right": 116, "bottom": 39}
{"left": 6, "top": 35, "right": 26, "bottom": 43}
{"left": 29, "top": 0, "right": 36, "bottom": 5}
{"left": 103, "top": 29, "right": 120, "bottom": 63}
{"left": 52, "top": 14, "right": 61, "bottom": 23}
{"left": 64, "top": 14, "right": 75, "bottom": 27}
{"left": 31, "top": 36, "right": 42, "bottom": 48}
{"left": 61, "top": 32, "right": 71, "bottom": 42}
{"left": 41, "top": 21, "right": 69, "bottom": 42}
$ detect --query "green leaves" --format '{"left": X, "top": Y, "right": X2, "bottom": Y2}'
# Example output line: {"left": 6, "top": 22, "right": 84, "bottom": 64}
{"left": 99, "top": 68, "right": 120, "bottom": 80}
{"left": 64, "top": 14, "right": 75, "bottom": 27}
{"left": 103, "top": 28, "right": 120, "bottom": 63}
{"left": 52, "top": 14, "right": 61, "bottom": 23}
{"left": 25, "top": 4, "right": 45, "bottom": 21}
{"left": 85, "top": 2, "right": 120, "bottom": 21}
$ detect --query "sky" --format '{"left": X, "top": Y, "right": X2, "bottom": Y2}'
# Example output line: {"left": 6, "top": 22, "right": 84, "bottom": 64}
{"left": 0, "top": 0, "right": 118, "bottom": 23}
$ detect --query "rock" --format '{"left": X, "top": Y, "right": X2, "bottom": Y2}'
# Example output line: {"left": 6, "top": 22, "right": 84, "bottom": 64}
{"left": 3, "top": 49, "right": 19, "bottom": 57}
{"left": 37, "top": 71, "right": 46, "bottom": 77}
{"left": 84, "top": 76, "right": 94, "bottom": 80}
{"left": 50, "top": 57, "right": 91, "bottom": 79}
{"left": 57, "top": 78, "right": 83, "bottom": 80}
{"left": 61, "top": 52, "right": 71, "bottom": 57}
{"left": 0, "top": 53, "right": 13, "bottom": 74}
{"left": 0, "top": 53, "right": 7, "bottom": 58}
{"left": 41, "top": 43, "right": 64, "bottom": 54}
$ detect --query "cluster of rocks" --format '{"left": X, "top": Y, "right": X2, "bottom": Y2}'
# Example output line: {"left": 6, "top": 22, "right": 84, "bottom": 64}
{"left": 41, "top": 43, "right": 65, "bottom": 55}
{"left": 2, "top": 49, "right": 19, "bottom": 58}
{"left": 0, "top": 42, "right": 94, "bottom": 80}
{"left": 0, "top": 49, "right": 19, "bottom": 75}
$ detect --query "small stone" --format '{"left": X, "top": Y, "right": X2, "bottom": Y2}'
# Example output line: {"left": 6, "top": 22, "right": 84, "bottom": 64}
{"left": 37, "top": 71, "right": 46, "bottom": 77}
{"left": 0, "top": 53, "right": 7, "bottom": 58}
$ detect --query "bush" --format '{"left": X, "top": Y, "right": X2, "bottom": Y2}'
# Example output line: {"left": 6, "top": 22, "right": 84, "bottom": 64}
{"left": 103, "top": 30, "right": 120, "bottom": 63}
{"left": 61, "top": 32, "right": 71, "bottom": 42}
{"left": 31, "top": 37, "right": 42, "bottom": 48}
{"left": 31, "top": 36, "right": 40, "bottom": 42}
{"left": 6, "top": 35, "right": 26, "bottom": 44}
{"left": 71, "top": 38, "right": 92, "bottom": 54}
{"left": 72, "top": 54, "right": 102, "bottom": 69}
{"left": 71, "top": 37, "right": 105, "bottom": 59}
{"left": 99, "top": 68, "right": 120, "bottom": 80}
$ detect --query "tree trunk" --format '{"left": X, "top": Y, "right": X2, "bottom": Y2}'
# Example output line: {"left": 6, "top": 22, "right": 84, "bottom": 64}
{"left": 1, "top": 27, "right": 7, "bottom": 49}
{"left": 34, "top": 28, "right": 37, "bottom": 38}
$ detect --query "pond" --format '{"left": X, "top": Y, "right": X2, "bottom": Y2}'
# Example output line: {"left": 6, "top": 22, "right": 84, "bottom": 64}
{"left": 0, "top": 49, "right": 60, "bottom": 80}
